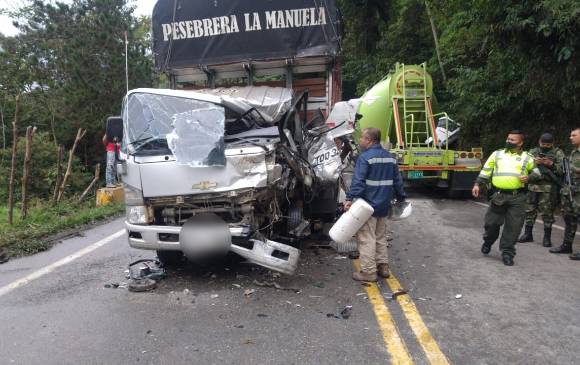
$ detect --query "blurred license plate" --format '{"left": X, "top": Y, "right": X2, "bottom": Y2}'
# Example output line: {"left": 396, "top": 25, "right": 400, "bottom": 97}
{"left": 408, "top": 171, "right": 424, "bottom": 179}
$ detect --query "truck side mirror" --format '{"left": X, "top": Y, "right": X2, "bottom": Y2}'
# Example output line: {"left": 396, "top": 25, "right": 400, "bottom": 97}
{"left": 106, "top": 116, "right": 123, "bottom": 141}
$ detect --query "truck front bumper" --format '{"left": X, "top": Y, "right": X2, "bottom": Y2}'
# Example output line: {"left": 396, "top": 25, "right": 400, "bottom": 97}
{"left": 125, "top": 222, "right": 300, "bottom": 275}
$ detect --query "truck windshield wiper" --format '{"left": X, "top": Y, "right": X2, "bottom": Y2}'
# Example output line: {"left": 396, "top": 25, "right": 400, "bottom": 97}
{"left": 128, "top": 136, "right": 168, "bottom": 152}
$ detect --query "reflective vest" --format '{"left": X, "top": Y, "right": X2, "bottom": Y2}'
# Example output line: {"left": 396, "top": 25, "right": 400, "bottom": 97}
{"left": 478, "top": 149, "right": 535, "bottom": 189}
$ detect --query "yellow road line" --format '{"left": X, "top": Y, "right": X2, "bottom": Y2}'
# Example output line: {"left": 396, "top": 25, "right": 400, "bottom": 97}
{"left": 384, "top": 273, "right": 450, "bottom": 365}
{"left": 354, "top": 260, "right": 414, "bottom": 365}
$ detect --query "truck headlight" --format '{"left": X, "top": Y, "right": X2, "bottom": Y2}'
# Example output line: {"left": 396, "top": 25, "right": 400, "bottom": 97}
{"left": 127, "top": 206, "right": 150, "bottom": 224}
{"left": 124, "top": 185, "right": 144, "bottom": 206}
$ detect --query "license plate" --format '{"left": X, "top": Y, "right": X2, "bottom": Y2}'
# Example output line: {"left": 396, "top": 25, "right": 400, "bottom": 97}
{"left": 407, "top": 170, "right": 424, "bottom": 179}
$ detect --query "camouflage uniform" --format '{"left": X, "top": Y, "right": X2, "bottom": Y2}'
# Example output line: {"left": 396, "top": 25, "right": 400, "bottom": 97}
{"left": 523, "top": 147, "right": 565, "bottom": 229}
{"left": 551, "top": 147, "right": 580, "bottom": 253}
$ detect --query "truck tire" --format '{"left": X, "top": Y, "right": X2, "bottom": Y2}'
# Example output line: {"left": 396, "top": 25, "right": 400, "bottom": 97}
{"left": 156, "top": 250, "right": 184, "bottom": 266}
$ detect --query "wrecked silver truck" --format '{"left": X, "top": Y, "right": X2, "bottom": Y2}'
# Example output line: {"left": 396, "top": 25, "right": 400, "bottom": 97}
{"left": 113, "top": 0, "right": 343, "bottom": 274}
{"left": 118, "top": 86, "right": 342, "bottom": 275}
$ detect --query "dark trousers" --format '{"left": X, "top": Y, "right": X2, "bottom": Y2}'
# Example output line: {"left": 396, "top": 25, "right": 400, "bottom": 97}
{"left": 483, "top": 192, "right": 527, "bottom": 257}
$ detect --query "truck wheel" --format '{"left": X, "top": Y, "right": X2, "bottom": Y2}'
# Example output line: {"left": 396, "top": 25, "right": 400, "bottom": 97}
{"left": 156, "top": 250, "right": 184, "bottom": 266}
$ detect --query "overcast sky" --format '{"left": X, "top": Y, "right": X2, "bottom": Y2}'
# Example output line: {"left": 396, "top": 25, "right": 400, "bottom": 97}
{"left": 0, "top": 0, "right": 157, "bottom": 36}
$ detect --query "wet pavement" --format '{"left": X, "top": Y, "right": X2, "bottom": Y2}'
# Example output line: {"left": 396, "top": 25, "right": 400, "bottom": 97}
{"left": 1, "top": 192, "right": 579, "bottom": 364}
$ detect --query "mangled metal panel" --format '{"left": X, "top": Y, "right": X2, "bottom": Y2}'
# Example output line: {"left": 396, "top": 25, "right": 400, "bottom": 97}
{"left": 152, "top": 0, "right": 341, "bottom": 70}
{"left": 195, "top": 86, "right": 293, "bottom": 123}
{"left": 306, "top": 128, "right": 342, "bottom": 182}
{"left": 326, "top": 99, "right": 361, "bottom": 138}
{"left": 139, "top": 146, "right": 272, "bottom": 197}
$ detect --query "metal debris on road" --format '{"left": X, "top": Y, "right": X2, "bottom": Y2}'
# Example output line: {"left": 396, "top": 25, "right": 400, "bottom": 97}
{"left": 340, "top": 305, "right": 353, "bottom": 319}
{"left": 252, "top": 279, "right": 300, "bottom": 293}
{"left": 128, "top": 278, "right": 157, "bottom": 292}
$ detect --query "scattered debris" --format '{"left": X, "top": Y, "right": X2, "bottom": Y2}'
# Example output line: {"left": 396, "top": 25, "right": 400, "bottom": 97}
{"left": 234, "top": 325, "right": 244, "bottom": 329}
{"left": 128, "top": 278, "right": 157, "bottom": 292}
{"left": 391, "top": 290, "right": 408, "bottom": 299}
{"left": 242, "top": 339, "right": 255, "bottom": 345}
{"left": 183, "top": 289, "right": 190, "bottom": 295}
{"left": 232, "top": 284, "right": 242, "bottom": 288}
{"left": 252, "top": 280, "right": 300, "bottom": 293}
{"left": 127, "top": 259, "right": 166, "bottom": 292}
{"left": 210, "top": 294, "right": 219, "bottom": 299}
{"left": 356, "top": 292, "right": 366, "bottom": 296}
{"left": 327, "top": 305, "right": 353, "bottom": 319}
{"left": 129, "top": 259, "right": 167, "bottom": 281}
{"left": 104, "top": 283, "right": 120, "bottom": 289}
{"left": 455, "top": 294, "right": 462, "bottom": 299}
{"left": 340, "top": 305, "right": 353, "bottom": 319}
{"left": 244, "top": 289, "right": 256, "bottom": 296}
{"left": 257, "top": 314, "right": 268, "bottom": 318}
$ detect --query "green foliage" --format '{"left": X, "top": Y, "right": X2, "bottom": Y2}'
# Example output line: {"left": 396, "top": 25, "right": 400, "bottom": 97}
{"left": 0, "top": 132, "right": 93, "bottom": 203}
{"left": 339, "top": 0, "right": 435, "bottom": 97}
{"left": 339, "top": 0, "right": 580, "bottom": 154}
{"left": 0, "top": 200, "right": 124, "bottom": 256}
{"left": 0, "top": 0, "right": 154, "bottom": 165}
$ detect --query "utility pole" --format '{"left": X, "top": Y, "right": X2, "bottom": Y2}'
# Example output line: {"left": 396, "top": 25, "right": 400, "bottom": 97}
{"left": 425, "top": 1, "right": 447, "bottom": 84}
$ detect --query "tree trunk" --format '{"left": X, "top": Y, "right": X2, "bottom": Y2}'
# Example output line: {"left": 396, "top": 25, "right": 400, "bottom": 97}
{"left": 21, "top": 126, "right": 37, "bottom": 219}
{"left": 57, "top": 128, "right": 86, "bottom": 202}
{"left": 78, "top": 163, "right": 100, "bottom": 203}
{"left": 1, "top": 105, "right": 6, "bottom": 167}
{"left": 7, "top": 94, "right": 20, "bottom": 225}
{"left": 52, "top": 145, "right": 64, "bottom": 203}
{"left": 425, "top": 1, "right": 447, "bottom": 83}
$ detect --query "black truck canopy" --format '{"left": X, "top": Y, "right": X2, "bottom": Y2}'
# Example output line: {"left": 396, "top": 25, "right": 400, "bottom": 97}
{"left": 152, "top": 0, "right": 341, "bottom": 71}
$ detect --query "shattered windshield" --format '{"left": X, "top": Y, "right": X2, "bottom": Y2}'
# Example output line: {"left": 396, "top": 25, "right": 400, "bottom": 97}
{"left": 123, "top": 92, "right": 226, "bottom": 166}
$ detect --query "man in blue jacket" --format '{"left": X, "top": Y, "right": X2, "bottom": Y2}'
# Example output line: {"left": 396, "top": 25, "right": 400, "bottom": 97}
{"left": 345, "top": 127, "right": 406, "bottom": 282}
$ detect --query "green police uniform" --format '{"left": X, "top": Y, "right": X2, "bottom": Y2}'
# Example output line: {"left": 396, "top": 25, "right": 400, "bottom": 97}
{"left": 519, "top": 146, "right": 565, "bottom": 245}
{"left": 551, "top": 147, "right": 580, "bottom": 254}
{"left": 477, "top": 148, "right": 535, "bottom": 260}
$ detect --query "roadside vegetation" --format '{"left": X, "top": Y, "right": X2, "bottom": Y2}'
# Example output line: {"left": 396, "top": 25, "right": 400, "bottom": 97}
{"left": 0, "top": 201, "right": 124, "bottom": 256}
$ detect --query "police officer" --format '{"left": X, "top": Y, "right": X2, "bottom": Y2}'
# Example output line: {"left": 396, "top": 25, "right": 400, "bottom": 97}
{"left": 472, "top": 131, "right": 536, "bottom": 266}
{"left": 517, "top": 133, "right": 564, "bottom": 247}
{"left": 550, "top": 127, "right": 580, "bottom": 260}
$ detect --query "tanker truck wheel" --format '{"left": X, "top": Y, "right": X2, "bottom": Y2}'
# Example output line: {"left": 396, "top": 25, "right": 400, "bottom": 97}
{"left": 156, "top": 250, "right": 184, "bottom": 266}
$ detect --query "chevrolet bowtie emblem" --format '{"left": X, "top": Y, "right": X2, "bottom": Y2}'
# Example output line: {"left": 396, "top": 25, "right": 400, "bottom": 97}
{"left": 192, "top": 181, "right": 218, "bottom": 190}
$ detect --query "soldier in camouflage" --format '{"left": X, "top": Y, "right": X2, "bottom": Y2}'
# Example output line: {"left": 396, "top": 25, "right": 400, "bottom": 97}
{"left": 551, "top": 128, "right": 580, "bottom": 260}
{"left": 517, "top": 133, "right": 565, "bottom": 247}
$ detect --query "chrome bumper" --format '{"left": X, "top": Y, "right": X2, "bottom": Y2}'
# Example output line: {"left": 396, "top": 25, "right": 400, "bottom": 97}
{"left": 125, "top": 221, "right": 250, "bottom": 250}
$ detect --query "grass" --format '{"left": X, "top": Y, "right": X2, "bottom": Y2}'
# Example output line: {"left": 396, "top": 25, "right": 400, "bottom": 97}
{"left": 0, "top": 199, "right": 125, "bottom": 257}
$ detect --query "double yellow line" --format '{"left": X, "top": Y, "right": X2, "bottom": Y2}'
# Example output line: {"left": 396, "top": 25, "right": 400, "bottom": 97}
{"left": 355, "top": 260, "right": 450, "bottom": 365}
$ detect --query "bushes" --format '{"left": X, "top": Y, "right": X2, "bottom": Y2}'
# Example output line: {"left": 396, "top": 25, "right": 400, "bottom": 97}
{"left": 0, "top": 132, "right": 94, "bottom": 203}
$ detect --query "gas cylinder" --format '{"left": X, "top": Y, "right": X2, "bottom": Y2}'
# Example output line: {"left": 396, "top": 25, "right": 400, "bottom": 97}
{"left": 329, "top": 199, "right": 374, "bottom": 244}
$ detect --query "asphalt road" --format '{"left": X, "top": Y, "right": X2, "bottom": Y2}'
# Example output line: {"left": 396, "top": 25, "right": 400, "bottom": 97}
{"left": 1, "top": 192, "right": 579, "bottom": 365}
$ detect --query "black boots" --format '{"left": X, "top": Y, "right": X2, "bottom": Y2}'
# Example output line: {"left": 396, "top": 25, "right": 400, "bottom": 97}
{"left": 518, "top": 225, "right": 534, "bottom": 243}
{"left": 542, "top": 228, "right": 552, "bottom": 247}
{"left": 549, "top": 241, "right": 573, "bottom": 254}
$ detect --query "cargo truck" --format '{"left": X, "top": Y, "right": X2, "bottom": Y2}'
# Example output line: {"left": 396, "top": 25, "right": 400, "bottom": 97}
{"left": 108, "top": 0, "right": 343, "bottom": 274}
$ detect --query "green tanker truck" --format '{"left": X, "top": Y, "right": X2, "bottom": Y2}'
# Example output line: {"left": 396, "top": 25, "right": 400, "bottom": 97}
{"left": 356, "top": 63, "right": 482, "bottom": 196}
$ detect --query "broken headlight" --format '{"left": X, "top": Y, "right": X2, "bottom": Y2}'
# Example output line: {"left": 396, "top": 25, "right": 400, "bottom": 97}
{"left": 127, "top": 206, "right": 151, "bottom": 225}
{"left": 124, "top": 184, "right": 144, "bottom": 206}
